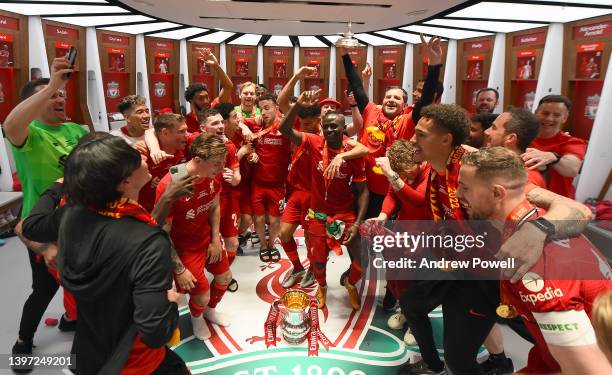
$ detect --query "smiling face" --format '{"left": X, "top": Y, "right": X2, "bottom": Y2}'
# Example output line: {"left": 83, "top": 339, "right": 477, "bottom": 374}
{"left": 202, "top": 113, "right": 225, "bottom": 137}
{"left": 194, "top": 154, "right": 226, "bottom": 178}
{"left": 413, "top": 117, "right": 450, "bottom": 164}
{"left": 191, "top": 89, "right": 211, "bottom": 112}
{"left": 485, "top": 112, "right": 512, "bottom": 148}
{"left": 535, "top": 102, "right": 568, "bottom": 139}
{"left": 475, "top": 90, "right": 497, "bottom": 114}
{"left": 125, "top": 104, "right": 151, "bottom": 136}
{"left": 240, "top": 84, "right": 257, "bottom": 108}
{"left": 322, "top": 113, "right": 345, "bottom": 145}
{"left": 382, "top": 88, "right": 405, "bottom": 119}
{"left": 37, "top": 85, "right": 66, "bottom": 124}
{"left": 161, "top": 120, "right": 189, "bottom": 151}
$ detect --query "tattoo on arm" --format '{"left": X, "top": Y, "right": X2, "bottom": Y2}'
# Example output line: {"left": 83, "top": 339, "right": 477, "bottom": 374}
{"left": 170, "top": 246, "right": 185, "bottom": 273}
{"left": 527, "top": 187, "right": 591, "bottom": 238}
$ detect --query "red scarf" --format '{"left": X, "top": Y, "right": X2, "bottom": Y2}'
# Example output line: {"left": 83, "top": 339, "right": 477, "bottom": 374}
{"left": 253, "top": 117, "right": 282, "bottom": 139}
{"left": 96, "top": 198, "right": 157, "bottom": 227}
{"left": 428, "top": 146, "right": 467, "bottom": 222}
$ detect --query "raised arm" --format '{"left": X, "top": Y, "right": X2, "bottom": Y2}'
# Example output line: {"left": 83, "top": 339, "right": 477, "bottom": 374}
{"left": 200, "top": 48, "right": 233, "bottom": 103}
{"left": 277, "top": 66, "right": 316, "bottom": 114}
{"left": 4, "top": 58, "right": 72, "bottom": 146}
{"left": 413, "top": 35, "right": 443, "bottom": 124}
{"left": 279, "top": 90, "right": 321, "bottom": 145}
{"left": 341, "top": 48, "right": 368, "bottom": 113}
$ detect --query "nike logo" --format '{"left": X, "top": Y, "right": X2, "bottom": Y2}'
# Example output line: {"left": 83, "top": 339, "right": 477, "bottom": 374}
{"left": 468, "top": 309, "right": 486, "bottom": 318}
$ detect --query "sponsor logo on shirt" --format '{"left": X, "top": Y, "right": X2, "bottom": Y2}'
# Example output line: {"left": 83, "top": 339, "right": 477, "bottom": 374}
{"left": 537, "top": 322, "right": 580, "bottom": 332}
{"left": 260, "top": 137, "right": 283, "bottom": 146}
{"left": 519, "top": 286, "right": 564, "bottom": 306}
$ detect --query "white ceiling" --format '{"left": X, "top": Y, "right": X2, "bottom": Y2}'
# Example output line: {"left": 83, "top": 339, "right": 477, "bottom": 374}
{"left": 117, "top": 0, "right": 461, "bottom": 36}
{"left": 0, "top": 0, "right": 609, "bottom": 46}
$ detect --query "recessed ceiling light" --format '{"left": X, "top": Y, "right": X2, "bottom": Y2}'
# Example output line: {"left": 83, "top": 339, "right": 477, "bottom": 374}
{"left": 133, "top": 0, "right": 154, "bottom": 6}
{"left": 406, "top": 9, "right": 427, "bottom": 17}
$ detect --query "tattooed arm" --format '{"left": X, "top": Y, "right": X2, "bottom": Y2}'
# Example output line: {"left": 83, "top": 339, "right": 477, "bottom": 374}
{"left": 526, "top": 186, "right": 592, "bottom": 238}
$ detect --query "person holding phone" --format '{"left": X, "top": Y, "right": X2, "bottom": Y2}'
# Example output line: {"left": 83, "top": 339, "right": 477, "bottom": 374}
{"left": 4, "top": 56, "right": 88, "bottom": 369}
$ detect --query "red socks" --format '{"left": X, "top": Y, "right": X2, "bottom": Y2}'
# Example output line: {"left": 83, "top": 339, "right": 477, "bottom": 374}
{"left": 208, "top": 282, "right": 228, "bottom": 309}
{"left": 189, "top": 298, "right": 205, "bottom": 317}
{"left": 281, "top": 239, "right": 304, "bottom": 271}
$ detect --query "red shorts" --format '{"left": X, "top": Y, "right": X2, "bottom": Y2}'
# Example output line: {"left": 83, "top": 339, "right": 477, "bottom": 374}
{"left": 281, "top": 190, "right": 310, "bottom": 227}
{"left": 251, "top": 182, "right": 285, "bottom": 217}
{"left": 175, "top": 246, "right": 230, "bottom": 296}
{"left": 220, "top": 194, "right": 240, "bottom": 238}
{"left": 307, "top": 211, "right": 356, "bottom": 264}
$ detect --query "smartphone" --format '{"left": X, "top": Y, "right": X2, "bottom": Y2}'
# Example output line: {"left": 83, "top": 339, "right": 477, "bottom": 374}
{"left": 170, "top": 163, "right": 188, "bottom": 181}
{"left": 64, "top": 46, "right": 77, "bottom": 80}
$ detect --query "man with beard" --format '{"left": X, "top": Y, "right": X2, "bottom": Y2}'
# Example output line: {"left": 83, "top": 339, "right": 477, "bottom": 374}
{"left": 340, "top": 34, "right": 442, "bottom": 220}
{"left": 467, "top": 112, "right": 497, "bottom": 149}
{"left": 458, "top": 147, "right": 611, "bottom": 374}
{"left": 396, "top": 103, "right": 593, "bottom": 374}
{"left": 184, "top": 48, "right": 233, "bottom": 133}
{"left": 111, "top": 95, "right": 151, "bottom": 145}
{"left": 522, "top": 95, "right": 586, "bottom": 199}
{"left": 138, "top": 113, "right": 188, "bottom": 212}
{"left": 242, "top": 94, "right": 291, "bottom": 263}
{"left": 236, "top": 82, "right": 260, "bottom": 120}
{"left": 474, "top": 88, "right": 499, "bottom": 114}
{"left": 4, "top": 57, "right": 88, "bottom": 368}
{"left": 279, "top": 90, "right": 369, "bottom": 310}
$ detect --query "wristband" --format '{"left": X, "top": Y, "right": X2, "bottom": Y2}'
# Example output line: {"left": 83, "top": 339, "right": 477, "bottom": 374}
{"left": 174, "top": 267, "right": 186, "bottom": 276}
{"left": 389, "top": 172, "right": 400, "bottom": 182}
{"left": 549, "top": 152, "right": 561, "bottom": 165}
{"left": 350, "top": 104, "right": 358, "bottom": 108}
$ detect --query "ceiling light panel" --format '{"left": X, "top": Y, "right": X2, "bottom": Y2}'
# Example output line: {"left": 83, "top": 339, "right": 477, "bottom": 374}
{"left": 228, "top": 33, "right": 262, "bottom": 45}
{"left": 265, "top": 35, "right": 293, "bottom": 47}
{"left": 148, "top": 27, "right": 208, "bottom": 39}
{"left": 354, "top": 33, "right": 401, "bottom": 46}
{"left": 43, "top": 15, "right": 153, "bottom": 27}
{"left": 374, "top": 30, "right": 423, "bottom": 44}
{"left": 0, "top": 4, "right": 128, "bottom": 15}
{"left": 425, "top": 19, "right": 547, "bottom": 33}
{"left": 190, "top": 31, "right": 235, "bottom": 43}
{"left": 448, "top": 2, "right": 612, "bottom": 23}
{"left": 99, "top": 22, "right": 182, "bottom": 34}
{"left": 298, "top": 36, "right": 327, "bottom": 47}
{"left": 402, "top": 25, "right": 491, "bottom": 39}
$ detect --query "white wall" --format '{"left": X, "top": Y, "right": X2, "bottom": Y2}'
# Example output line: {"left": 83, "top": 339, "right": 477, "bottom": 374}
{"left": 366, "top": 45, "right": 374, "bottom": 100}
{"left": 179, "top": 39, "right": 189, "bottom": 114}
{"left": 488, "top": 33, "right": 506, "bottom": 112}
{"left": 441, "top": 39, "right": 457, "bottom": 104}
{"left": 28, "top": 16, "right": 49, "bottom": 78}
{"left": 328, "top": 46, "right": 336, "bottom": 99}
{"left": 403, "top": 44, "right": 414, "bottom": 106}
{"left": 293, "top": 45, "right": 300, "bottom": 96}
{"left": 135, "top": 34, "right": 150, "bottom": 107}
{"left": 576, "top": 50, "right": 612, "bottom": 202}
{"left": 85, "top": 27, "right": 108, "bottom": 131}
{"left": 533, "top": 23, "right": 564, "bottom": 112}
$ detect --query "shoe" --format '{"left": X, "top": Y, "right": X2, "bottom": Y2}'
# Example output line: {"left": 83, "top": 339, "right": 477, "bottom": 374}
{"left": 238, "top": 232, "right": 250, "bottom": 247}
{"left": 339, "top": 268, "right": 350, "bottom": 287}
{"left": 387, "top": 311, "right": 407, "bottom": 330}
{"left": 251, "top": 232, "right": 261, "bottom": 245}
{"left": 300, "top": 269, "right": 316, "bottom": 288}
{"left": 282, "top": 269, "right": 305, "bottom": 288}
{"left": 58, "top": 314, "right": 76, "bottom": 332}
{"left": 236, "top": 246, "right": 244, "bottom": 256}
{"left": 345, "top": 281, "right": 361, "bottom": 310}
{"left": 381, "top": 287, "right": 398, "bottom": 312}
{"left": 11, "top": 339, "right": 33, "bottom": 373}
{"left": 204, "top": 307, "right": 230, "bottom": 327}
{"left": 396, "top": 359, "right": 447, "bottom": 375}
{"left": 479, "top": 355, "right": 514, "bottom": 375}
{"left": 191, "top": 315, "right": 211, "bottom": 340}
{"left": 316, "top": 285, "right": 327, "bottom": 308}
{"left": 227, "top": 278, "right": 238, "bottom": 293}
{"left": 265, "top": 225, "right": 270, "bottom": 240}
{"left": 403, "top": 328, "right": 417, "bottom": 346}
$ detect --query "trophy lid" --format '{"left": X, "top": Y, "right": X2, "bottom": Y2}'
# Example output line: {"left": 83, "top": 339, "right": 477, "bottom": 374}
{"left": 335, "top": 21, "right": 359, "bottom": 48}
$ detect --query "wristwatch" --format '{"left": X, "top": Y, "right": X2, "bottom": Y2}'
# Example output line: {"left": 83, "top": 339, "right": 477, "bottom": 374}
{"left": 528, "top": 217, "right": 555, "bottom": 242}
{"left": 549, "top": 152, "right": 561, "bottom": 165}
{"left": 389, "top": 172, "right": 401, "bottom": 182}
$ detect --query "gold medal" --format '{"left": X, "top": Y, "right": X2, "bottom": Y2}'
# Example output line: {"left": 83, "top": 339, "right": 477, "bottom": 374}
{"left": 496, "top": 304, "right": 518, "bottom": 319}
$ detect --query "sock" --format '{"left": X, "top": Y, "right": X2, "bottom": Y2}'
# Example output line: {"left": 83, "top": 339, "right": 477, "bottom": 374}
{"left": 63, "top": 289, "right": 78, "bottom": 320}
{"left": 189, "top": 298, "right": 205, "bottom": 317}
{"left": 312, "top": 264, "right": 327, "bottom": 287}
{"left": 347, "top": 260, "right": 363, "bottom": 286}
{"left": 208, "top": 282, "right": 228, "bottom": 309}
{"left": 281, "top": 239, "right": 303, "bottom": 271}
{"left": 227, "top": 251, "right": 237, "bottom": 266}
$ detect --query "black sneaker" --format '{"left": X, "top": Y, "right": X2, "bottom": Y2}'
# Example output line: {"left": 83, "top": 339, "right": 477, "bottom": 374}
{"left": 58, "top": 314, "right": 77, "bottom": 332}
{"left": 239, "top": 232, "right": 250, "bottom": 247}
{"left": 251, "top": 232, "right": 261, "bottom": 245}
{"left": 237, "top": 246, "right": 244, "bottom": 256}
{"left": 479, "top": 355, "right": 514, "bottom": 375}
{"left": 381, "top": 286, "right": 398, "bottom": 312}
{"left": 11, "top": 339, "right": 33, "bottom": 373}
{"left": 397, "top": 359, "right": 447, "bottom": 375}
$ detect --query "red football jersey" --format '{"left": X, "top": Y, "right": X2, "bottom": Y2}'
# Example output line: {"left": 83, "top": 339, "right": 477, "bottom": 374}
{"left": 138, "top": 147, "right": 185, "bottom": 212}
{"left": 185, "top": 112, "right": 200, "bottom": 134}
{"left": 221, "top": 140, "right": 239, "bottom": 197}
{"left": 156, "top": 173, "right": 221, "bottom": 252}
{"left": 381, "top": 163, "right": 431, "bottom": 220}
{"left": 244, "top": 118, "right": 291, "bottom": 184}
{"left": 301, "top": 133, "right": 366, "bottom": 214}
{"left": 530, "top": 132, "right": 587, "bottom": 199}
